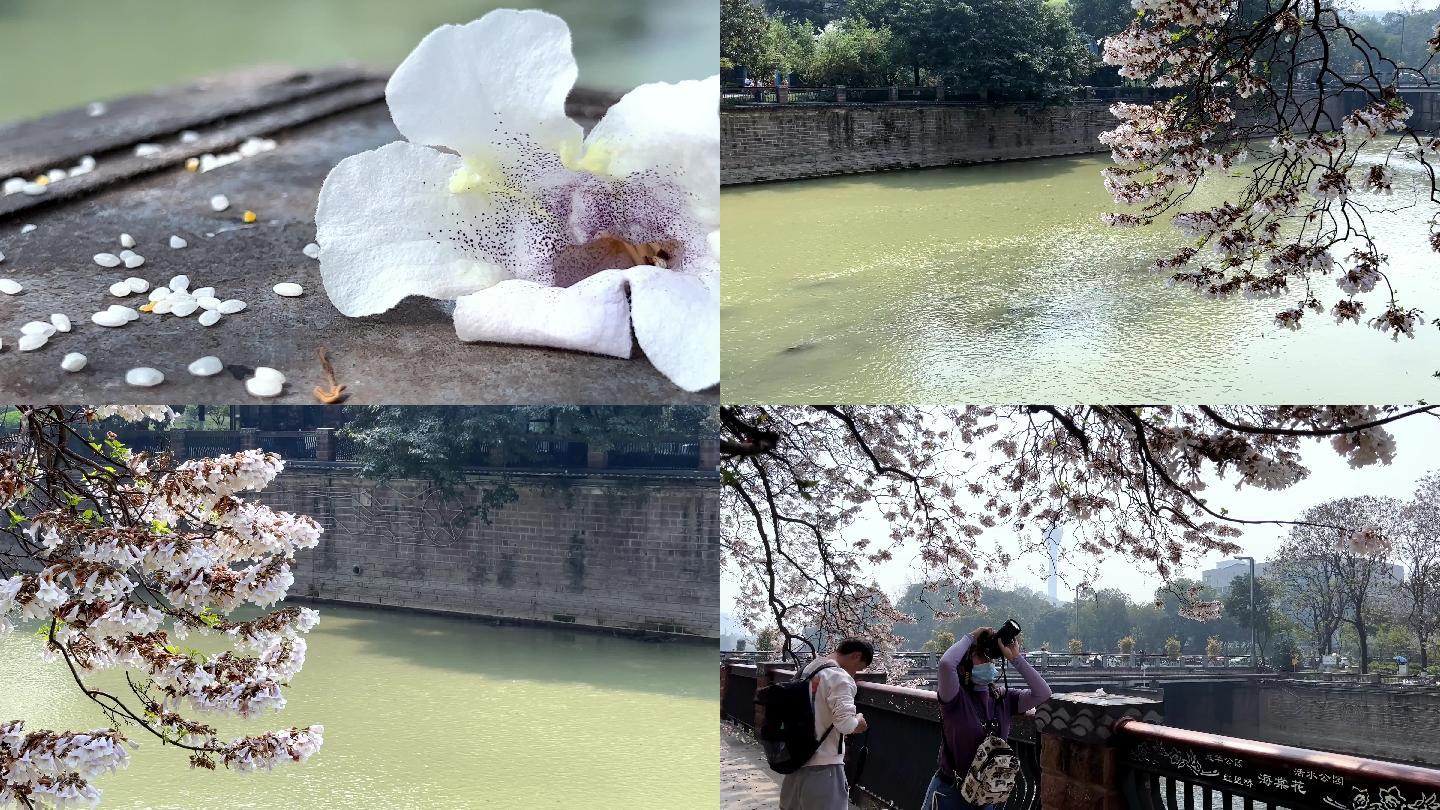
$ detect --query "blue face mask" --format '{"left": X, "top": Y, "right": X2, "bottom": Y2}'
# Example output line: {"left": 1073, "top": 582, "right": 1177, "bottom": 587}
{"left": 971, "top": 661, "right": 999, "bottom": 685}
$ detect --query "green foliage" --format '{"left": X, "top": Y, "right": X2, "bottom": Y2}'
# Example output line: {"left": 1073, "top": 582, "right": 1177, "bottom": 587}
{"left": 1164, "top": 636, "right": 1182, "bottom": 659}
{"left": 1272, "top": 633, "right": 1299, "bottom": 672}
{"left": 756, "top": 627, "right": 779, "bottom": 652}
{"left": 1068, "top": 637, "right": 1083, "bottom": 654}
{"left": 1206, "top": 635, "right": 1222, "bottom": 658}
{"left": 923, "top": 628, "right": 956, "bottom": 653}
{"left": 1117, "top": 634, "right": 1135, "bottom": 654}
{"left": 809, "top": 18, "right": 901, "bottom": 85}
{"left": 722, "top": 0, "right": 770, "bottom": 70}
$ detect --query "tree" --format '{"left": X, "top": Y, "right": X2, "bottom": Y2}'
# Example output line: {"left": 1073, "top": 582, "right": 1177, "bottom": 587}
{"left": 1068, "top": 0, "right": 1134, "bottom": 43}
{"left": 1283, "top": 496, "right": 1405, "bottom": 673}
{"left": 1118, "top": 634, "right": 1136, "bottom": 655}
{"left": 722, "top": 0, "right": 770, "bottom": 71}
{"left": 722, "top": 405, "right": 1435, "bottom": 664}
{"left": 1396, "top": 473, "right": 1440, "bottom": 668}
{"left": 1207, "top": 636, "right": 1223, "bottom": 659}
{"left": 1269, "top": 541, "right": 1347, "bottom": 658}
{"left": 1068, "top": 638, "right": 1083, "bottom": 654}
{"left": 1, "top": 406, "right": 324, "bottom": 806}
{"left": 924, "top": 628, "right": 957, "bottom": 653}
{"left": 1099, "top": 0, "right": 1440, "bottom": 337}
{"left": 756, "top": 627, "right": 779, "bottom": 652}
{"left": 809, "top": 18, "right": 900, "bottom": 85}
{"left": 1165, "top": 637, "right": 1182, "bottom": 660}
{"left": 1223, "top": 573, "right": 1280, "bottom": 661}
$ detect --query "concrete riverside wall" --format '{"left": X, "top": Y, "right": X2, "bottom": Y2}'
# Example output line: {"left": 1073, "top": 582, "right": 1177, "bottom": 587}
{"left": 721, "top": 102, "right": 1116, "bottom": 184}
{"left": 1251, "top": 680, "right": 1440, "bottom": 766}
{"left": 262, "top": 463, "right": 719, "bottom": 639}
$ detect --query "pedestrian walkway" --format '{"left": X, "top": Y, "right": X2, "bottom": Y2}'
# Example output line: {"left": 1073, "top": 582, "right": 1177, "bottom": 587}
{"left": 721, "top": 723, "right": 860, "bottom": 809}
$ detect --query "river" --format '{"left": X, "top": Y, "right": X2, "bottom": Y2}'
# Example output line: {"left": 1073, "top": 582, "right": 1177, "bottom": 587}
{"left": 722, "top": 151, "right": 1440, "bottom": 403}
{"left": 0, "top": 0, "right": 718, "bottom": 124}
{"left": 0, "top": 604, "right": 716, "bottom": 809}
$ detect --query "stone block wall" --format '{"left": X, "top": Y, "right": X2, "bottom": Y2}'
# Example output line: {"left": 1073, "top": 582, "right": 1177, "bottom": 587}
{"left": 262, "top": 463, "right": 720, "bottom": 639}
{"left": 1253, "top": 680, "right": 1440, "bottom": 766}
{"left": 721, "top": 102, "right": 1117, "bottom": 184}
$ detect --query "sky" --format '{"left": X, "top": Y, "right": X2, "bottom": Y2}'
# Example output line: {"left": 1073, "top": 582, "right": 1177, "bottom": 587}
{"left": 720, "top": 410, "right": 1440, "bottom": 628}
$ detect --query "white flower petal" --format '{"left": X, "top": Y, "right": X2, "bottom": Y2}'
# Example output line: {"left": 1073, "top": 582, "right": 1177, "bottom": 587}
{"left": 316, "top": 141, "right": 512, "bottom": 316}
{"left": 453, "top": 272, "right": 632, "bottom": 358}
{"left": 624, "top": 266, "right": 719, "bottom": 392}
{"left": 582, "top": 76, "right": 720, "bottom": 229}
{"left": 387, "top": 10, "right": 584, "bottom": 163}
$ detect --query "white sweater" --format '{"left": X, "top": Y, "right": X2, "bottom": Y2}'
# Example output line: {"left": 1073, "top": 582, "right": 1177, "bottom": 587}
{"left": 800, "top": 658, "right": 865, "bottom": 767}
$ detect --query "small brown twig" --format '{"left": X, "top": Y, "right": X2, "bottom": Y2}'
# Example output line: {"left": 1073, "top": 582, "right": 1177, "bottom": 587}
{"left": 312, "top": 347, "right": 348, "bottom": 404}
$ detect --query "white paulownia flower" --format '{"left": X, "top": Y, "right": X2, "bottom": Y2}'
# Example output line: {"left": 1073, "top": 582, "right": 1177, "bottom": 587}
{"left": 315, "top": 9, "right": 719, "bottom": 392}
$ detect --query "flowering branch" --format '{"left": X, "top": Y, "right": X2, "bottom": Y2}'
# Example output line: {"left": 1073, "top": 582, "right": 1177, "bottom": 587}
{"left": 721, "top": 406, "right": 1437, "bottom": 664}
{"left": 1, "top": 406, "right": 325, "bottom": 809}
{"left": 1101, "top": 0, "right": 1440, "bottom": 336}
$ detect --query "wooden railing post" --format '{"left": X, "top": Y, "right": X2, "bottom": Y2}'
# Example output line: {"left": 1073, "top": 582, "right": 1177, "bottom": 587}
{"left": 1034, "top": 692, "right": 1164, "bottom": 810}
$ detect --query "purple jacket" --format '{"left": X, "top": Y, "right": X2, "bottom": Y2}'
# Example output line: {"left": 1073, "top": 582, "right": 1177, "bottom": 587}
{"left": 936, "top": 632, "right": 1053, "bottom": 774}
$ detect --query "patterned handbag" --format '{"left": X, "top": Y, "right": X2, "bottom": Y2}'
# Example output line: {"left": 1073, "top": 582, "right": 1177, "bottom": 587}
{"left": 960, "top": 667, "right": 1020, "bottom": 805}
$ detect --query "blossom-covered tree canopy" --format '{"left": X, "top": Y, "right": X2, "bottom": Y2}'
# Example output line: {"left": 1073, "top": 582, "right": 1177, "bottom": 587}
{"left": 1100, "top": 0, "right": 1440, "bottom": 337}
{"left": 721, "top": 405, "right": 1435, "bottom": 663}
{"left": 1, "top": 406, "right": 324, "bottom": 809}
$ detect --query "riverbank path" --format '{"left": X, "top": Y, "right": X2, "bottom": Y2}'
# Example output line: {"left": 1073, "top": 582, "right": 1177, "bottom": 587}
{"left": 721, "top": 723, "right": 861, "bottom": 809}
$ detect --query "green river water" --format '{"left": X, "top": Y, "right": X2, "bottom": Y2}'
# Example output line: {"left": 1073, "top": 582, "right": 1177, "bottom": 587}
{"left": 0, "top": 0, "right": 718, "bottom": 125}
{"left": 0, "top": 604, "right": 717, "bottom": 809}
{"left": 722, "top": 151, "right": 1440, "bottom": 403}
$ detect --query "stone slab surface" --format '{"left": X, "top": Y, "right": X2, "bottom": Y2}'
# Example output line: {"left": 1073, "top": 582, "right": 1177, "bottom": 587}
{"left": 0, "top": 68, "right": 712, "bottom": 404}
{"left": 721, "top": 724, "right": 860, "bottom": 809}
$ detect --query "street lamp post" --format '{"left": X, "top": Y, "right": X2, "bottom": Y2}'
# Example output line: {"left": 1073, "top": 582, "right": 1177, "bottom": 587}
{"left": 1238, "top": 556, "right": 1257, "bottom": 671}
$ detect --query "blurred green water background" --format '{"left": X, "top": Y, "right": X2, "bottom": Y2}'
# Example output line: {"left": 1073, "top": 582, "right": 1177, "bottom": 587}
{"left": 0, "top": 0, "right": 718, "bottom": 124}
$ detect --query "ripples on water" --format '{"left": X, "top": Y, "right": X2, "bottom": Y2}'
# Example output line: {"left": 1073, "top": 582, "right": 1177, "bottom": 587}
{"left": 0, "top": 604, "right": 716, "bottom": 809}
{"left": 722, "top": 150, "right": 1440, "bottom": 403}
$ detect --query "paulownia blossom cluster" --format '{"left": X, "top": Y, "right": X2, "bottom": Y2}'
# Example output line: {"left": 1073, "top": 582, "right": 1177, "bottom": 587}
{"left": 1100, "top": 0, "right": 1440, "bottom": 337}
{"left": 1, "top": 406, "right": 324, "bottom": 809}
{"left": 722, "top": 405, "right": 1432, "bottom": 664}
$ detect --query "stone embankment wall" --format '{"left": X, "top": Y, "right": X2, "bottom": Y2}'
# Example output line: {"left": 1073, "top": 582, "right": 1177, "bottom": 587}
{"left": 263, "top": 464, "right": 719, "bottom": 639}
{"left": 721, "top": 102, "right": 1116, "bottom": 184}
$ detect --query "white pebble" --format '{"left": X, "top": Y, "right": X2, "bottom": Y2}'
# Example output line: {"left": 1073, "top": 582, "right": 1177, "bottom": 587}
{"left": 61, "top": 352, "right": 87, "bottom": 372}
{"left": 20, "top": 224, "right": 36, "bottom": 234}
{"left": 169, "top": 235, "right": 188, "bottom": 249}
{"left": 148, "top": 287, "right": 170, "bottom": 302}
{"left": 0, "top": 279, "right": 22, "bottom": 295}
{"left": 2, "top": 178, "right": 24, "bottom": 195}
{"left": 86, "top": 102, "right": 106, "bottom": 117}
{"left": 180, "top": 130, "right": 200, "bottom": 144}
{"left": 134, "top": 143, "right": 163, "bottom": 158}
{"left": 123, "top": 253, "right": 144, "bottom": 269}
{"left": 109, "top": 281, "right": 132, "bottom": 297}
{"left": 17, "top": 333, "right": 47, "bottom": 351}
{"left": 21, "top": 321, "right": 55, "bottom": 337}
{"left": 198, "top": 309, "right": 221, "bottom": 327}
{"left": 120, "top": 233, "right": 135, "bottom": 248}
{"left": 125, "top": 277, "right": 149, "bottom": 294}
{"left": 246, "top": 368, "right": 285, "bottom": 397}
{"left": 94, "top": 253, "right": 121, "bottom": 268}
{"left": 192, "top": 286, "right": 215, "bottom": 299}
{"left": 50, "top": 314, "right": 71, "bottom": 332}
{"left": 171, "top": 298, "right": 200, "bottom": 317}
{"left": 170, "top": 274, "right": 190, "bottom": 292}
{"left": 92, "top": 310, "right": 127, "bottom": 328}
{"left": 188, "top": 356, "right": 223, "bottom": 376}
{"left": 210, "top": 195, "right": 230, "bottom": 212}
{"left": 273, "top": 282, "right": 303, "bottom": 297}
{"left": 218, "top": 299, "right": 247, "bottom": 314}
{"left": 198, "top": 296, "right": 221, "bottom": 310}
{"left": 303, "top": 242, "right": 321, "bottom": 259}
{"left": 22, "top": 183, "right": 46, "bottom": 196}
{"left": 125, "top": 367, "right": 164, "bottom": 387}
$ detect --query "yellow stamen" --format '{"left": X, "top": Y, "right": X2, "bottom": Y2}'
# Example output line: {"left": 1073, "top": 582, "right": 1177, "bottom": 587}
{"left": 35, "top": 176, "right": 49, "bottom": 186}
{"left": 139, "top": 302, "right": 157, "bottom": 313}
{"left": 242, "top": 210, "right": 257, "bottom": 224}
{"left": 185, "top": 157, "right": 200, "bottom": 172}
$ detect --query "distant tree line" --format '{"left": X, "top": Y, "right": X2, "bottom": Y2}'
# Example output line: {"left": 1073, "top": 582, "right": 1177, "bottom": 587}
{"left": 722, "top": 0, "right": 1440, "bottom": 100}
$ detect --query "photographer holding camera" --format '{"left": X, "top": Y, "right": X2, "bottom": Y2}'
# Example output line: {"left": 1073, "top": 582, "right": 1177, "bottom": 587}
{"left": 923, "top": 622, "right": 1053, "bottom": 810}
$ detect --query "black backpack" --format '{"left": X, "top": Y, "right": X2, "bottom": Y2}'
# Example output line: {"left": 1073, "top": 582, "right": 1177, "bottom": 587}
{"left": 754, "top": 662, "right": 843, "bottom": 774}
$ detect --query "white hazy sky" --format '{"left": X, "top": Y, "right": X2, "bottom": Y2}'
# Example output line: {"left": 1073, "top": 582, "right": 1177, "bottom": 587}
{"left": 721, "top": 411, "right": 1440, "bottom": 620}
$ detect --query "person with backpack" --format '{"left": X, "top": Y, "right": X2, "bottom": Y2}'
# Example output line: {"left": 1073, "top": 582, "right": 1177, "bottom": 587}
{"left": 923, "top": 627, "right": 1053, "bottom": 810}
{"left": 772, "top": 638, "right": 873, "bottom": 810}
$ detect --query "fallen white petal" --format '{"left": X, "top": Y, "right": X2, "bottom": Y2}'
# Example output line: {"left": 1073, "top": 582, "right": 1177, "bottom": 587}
{"left": 94, "top": 253, "right": 121, "bottom": 268}
{"left": 169, "top": 235, "right": 188, "bottom": 249}
{"left": 120, "top": 233, "right": 135, "bottom": 248}
{"left": 61, "top": 352, "right": 87, "bottom": 372}
{"left": 0, "top": 279, "right": 21, "bottom": 295}
{"left": 126, "top": 277, "right": 149, "bottom": 293}
{"left": 273, "top": 282, "right": 304, "bottom": 297}
{"left": 210, "top": 195, "right": 230, "bottom": 212}
{"left": 188, "top": 356, "right": 223, "bottom": 376}
{"left": 198, "top": 309, "right": 221, "bottom": 326}
{"left": 125, "top": 367, "right": 164, "bottom": 387}
{"left": 50, "top": 314, "right": 71, "bottom": 332}
{"left": 18, "top": 333, "right": 47, "bottom": 351}
{"left": 454, "top": 272, "right": 632, "bottom": 358}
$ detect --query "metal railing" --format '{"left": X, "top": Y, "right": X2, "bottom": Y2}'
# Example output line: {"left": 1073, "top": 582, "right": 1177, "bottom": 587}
{"left": 721, "top": 84, "right": 1179, "bottom": 107}
{"left": 1117, "top": 719, "right": 1440, "bottom": 810}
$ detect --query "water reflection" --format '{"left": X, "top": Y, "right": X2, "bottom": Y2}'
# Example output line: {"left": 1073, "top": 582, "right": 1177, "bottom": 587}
{"left": 722, "top": 151, "right": 1440, "bottom": 403}
{"left": 0, "top": 603, "right": 717, "bottom": 810}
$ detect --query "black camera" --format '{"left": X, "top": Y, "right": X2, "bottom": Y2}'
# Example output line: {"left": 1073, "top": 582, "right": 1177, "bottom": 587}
{"left": 980, "top": 619, "right": 1023, "bottom": 659}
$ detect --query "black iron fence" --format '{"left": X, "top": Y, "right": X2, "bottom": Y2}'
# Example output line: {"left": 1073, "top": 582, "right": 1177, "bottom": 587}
{"left": 721, "top": 84, "right": 1179, "bottom": 108}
